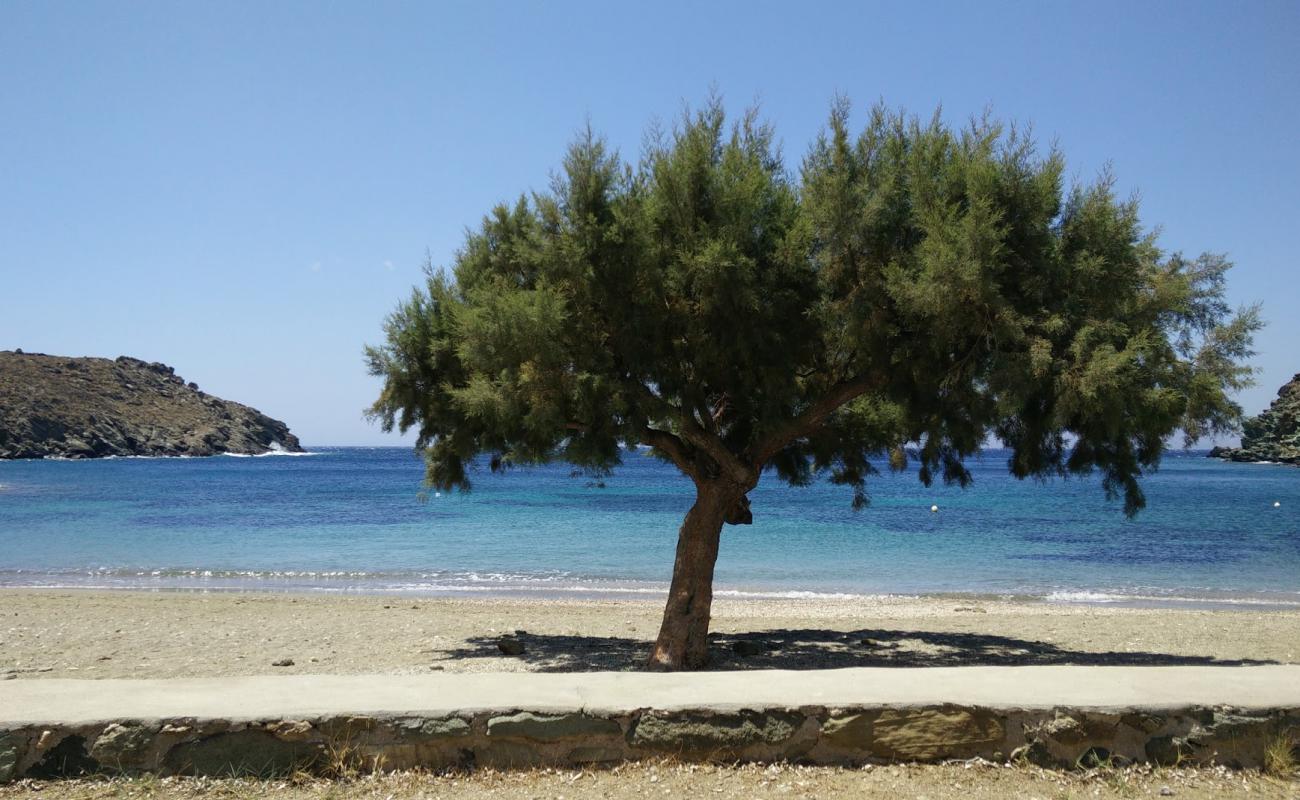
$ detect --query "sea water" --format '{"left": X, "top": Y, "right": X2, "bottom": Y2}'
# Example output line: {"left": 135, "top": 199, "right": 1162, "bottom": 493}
{"left": 0, "top": 447, "right": 1297, "bottom": 607}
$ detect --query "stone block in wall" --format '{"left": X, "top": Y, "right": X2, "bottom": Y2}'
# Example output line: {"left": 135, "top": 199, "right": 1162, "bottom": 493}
{"left": 630, "top": 710, "right": 810, "bottom": 758}
{"left": 89, "top": 723, "right": 157, "bottom": 770}
{"left": 487, "top": 712, "right": 621, "bottom": 742}
{"left": 162, "top": 730, "right": 322, "bottom": 777}
{"left": 869, "top": 707, "right": 1004, "bottom": 761}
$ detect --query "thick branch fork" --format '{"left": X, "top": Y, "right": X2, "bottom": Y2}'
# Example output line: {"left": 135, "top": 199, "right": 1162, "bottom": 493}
{"left": 636, "top": 375, "right": 879, "bottom": 492}
{"left": 749, "top": 375, "right": 878, "bottom": 466}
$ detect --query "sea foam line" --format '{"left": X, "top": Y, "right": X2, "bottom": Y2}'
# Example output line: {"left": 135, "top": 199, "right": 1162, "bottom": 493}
{"left": 3, "top": 568, "right": 1296, "bottom": 607}
{"left": 1045, "top": 590, "right": 1300, "bottom": 607}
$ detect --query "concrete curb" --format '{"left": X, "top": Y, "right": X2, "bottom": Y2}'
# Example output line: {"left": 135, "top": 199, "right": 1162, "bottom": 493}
{"left": 2, "top": 666, "right": 1298, "bottom": 779}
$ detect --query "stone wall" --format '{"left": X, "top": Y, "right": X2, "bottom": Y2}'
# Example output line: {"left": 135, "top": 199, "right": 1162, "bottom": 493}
{"left": 3, "top": 704, "right": 1298, "bottom": 781}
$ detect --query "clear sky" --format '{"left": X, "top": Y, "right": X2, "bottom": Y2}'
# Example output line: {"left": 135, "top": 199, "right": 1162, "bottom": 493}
{"left": 3, "top": 0, "right": 1297, "bottom": 446}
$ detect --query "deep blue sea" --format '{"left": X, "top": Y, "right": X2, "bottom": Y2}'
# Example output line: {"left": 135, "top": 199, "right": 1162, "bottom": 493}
{"left": 1, "top": 447, "right": 1297, "bottom": 607}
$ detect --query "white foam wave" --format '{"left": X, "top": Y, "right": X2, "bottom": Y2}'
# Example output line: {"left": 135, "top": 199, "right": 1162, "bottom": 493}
{"left": 714, "top": 588, "right": 887, "bottom": 601}
{"left": 0, "top": 566, "right": 890, "bottom": 602}
{"left": 4, "top": 566, "right": 1294, "bottom": 608}
{"left": 1046, "top": 590, "right": 1300, "bottom": 607}
{"left": 17, "top": 451, "right": 318, "bottom": 461}
{"left": 221, "top": 449, "right": 319, "bottom": 458}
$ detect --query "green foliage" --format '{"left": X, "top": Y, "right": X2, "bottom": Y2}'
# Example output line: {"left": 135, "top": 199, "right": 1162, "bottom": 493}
{"left": 367, "top": 97, "right": 1259, "bottom": 516}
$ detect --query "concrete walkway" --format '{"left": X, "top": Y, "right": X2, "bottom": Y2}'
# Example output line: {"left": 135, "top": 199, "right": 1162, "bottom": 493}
{"left": 4, "top": 665, "right": 1300, "bottom": 726}
{"left": 2, "top": 666, "right": 1299, "bottom": 778}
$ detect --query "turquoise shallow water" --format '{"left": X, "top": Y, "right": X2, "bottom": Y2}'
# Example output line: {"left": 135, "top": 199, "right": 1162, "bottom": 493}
{"left": 0, "top": 447, "right": 1297, "bottom": 606}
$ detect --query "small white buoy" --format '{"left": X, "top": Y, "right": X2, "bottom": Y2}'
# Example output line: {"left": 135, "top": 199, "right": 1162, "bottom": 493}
{"left": 930, "top": 504, "right": 939, "bottom": 513}
{"left": 435, "top": 492, "right": 442, "bottom": 498}
{"left": 1275, "top": 501, "right": 1281, "bottom": 508}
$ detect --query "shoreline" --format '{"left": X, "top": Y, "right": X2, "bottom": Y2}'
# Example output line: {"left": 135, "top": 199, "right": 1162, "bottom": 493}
{"left": 3, "top": 588, "right": 1296, "bottom": 680}
{"left": 0, "top": 449, "right": 322, "bottom": 462}
{"left": 3, "top": 576, "right": 1298, "bottom": 612}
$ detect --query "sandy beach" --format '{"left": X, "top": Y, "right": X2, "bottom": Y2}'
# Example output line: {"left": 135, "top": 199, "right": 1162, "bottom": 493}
{"left": 4, "top": 590, "right": 1299, "bottom": 796}
{"left": 2, "top": 589, "right": 1295, "bottom": 679}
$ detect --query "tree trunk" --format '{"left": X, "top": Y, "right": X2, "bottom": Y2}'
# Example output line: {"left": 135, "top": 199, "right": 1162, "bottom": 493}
{"left": 647, "top": 481, "right": 735, "bottom": 670}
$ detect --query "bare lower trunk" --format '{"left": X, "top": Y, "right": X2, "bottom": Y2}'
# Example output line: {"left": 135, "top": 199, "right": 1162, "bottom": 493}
{"left": 648, "top": 482, "right": 735, "bottom": 670}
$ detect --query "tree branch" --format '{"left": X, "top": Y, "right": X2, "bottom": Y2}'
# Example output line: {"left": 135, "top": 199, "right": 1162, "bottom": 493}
{"left": 694, "top": 396, "right": 717, "bottom": 434}
{"left": 639, "top": 426, "right": 697, "bottom": 481}
{"left": 710, "top": 394, "right": 731, "bottom": 425}
{"left": 636, "top": 382, "right": 753, "bottom": 487}
{"left": 749, "top": 375, "right": 879, "bottom": 467}
{"left": 677, "top": 414, "right": 754, "bottom": 486}
{"left": 634, "top": 381, "right": 681, "bottom": 420}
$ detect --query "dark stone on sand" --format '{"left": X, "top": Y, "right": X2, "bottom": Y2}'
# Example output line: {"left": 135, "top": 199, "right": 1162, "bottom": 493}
{"left": 497, "top": 639, "right": 526, "bottom": 656}
{"left": 732, "top": 640, "right": 765, "bottom": 657}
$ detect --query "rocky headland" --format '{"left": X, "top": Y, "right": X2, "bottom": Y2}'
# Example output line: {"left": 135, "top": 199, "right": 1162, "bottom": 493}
{"left": 0, "top": 350, "right": 302, "bottom": 459}
{"left": 1208, "top": 373, "right": 1300, "bottom": 465}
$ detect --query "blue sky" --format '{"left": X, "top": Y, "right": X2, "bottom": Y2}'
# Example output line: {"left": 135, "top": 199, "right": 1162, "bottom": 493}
{"left": 2, "top": 0, "right": 1297, "bottom": 446}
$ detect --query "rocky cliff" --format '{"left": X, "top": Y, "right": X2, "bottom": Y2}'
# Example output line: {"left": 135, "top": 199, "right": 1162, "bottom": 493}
{"left": 0, "top": 350, "right": 302, "bottom": 459}
{"left": 1208, "top": 373, "right": 1300, "bottom": 465}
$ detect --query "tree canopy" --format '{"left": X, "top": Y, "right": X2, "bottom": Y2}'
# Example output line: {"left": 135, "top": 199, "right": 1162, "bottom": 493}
{"left": 368, "top": 98, "right": 1258, "bottom": 517}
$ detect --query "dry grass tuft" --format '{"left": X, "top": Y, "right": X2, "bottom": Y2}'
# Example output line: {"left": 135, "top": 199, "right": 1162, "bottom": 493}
{"left": 1263, "top": 730, "right": 1297, "bottom": 778}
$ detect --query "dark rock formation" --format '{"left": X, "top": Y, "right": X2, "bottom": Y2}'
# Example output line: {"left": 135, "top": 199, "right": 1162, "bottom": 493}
{"left": 1209, "top": 373, "right": 1300, "bottom": 465}
{"left": 0, "top": 351, "right": 302, "bottom": 459}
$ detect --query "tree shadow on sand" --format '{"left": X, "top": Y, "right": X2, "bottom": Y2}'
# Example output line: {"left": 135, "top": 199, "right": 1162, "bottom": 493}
{"left": 433, "top": 628, "right": 1279, "bottom": 672}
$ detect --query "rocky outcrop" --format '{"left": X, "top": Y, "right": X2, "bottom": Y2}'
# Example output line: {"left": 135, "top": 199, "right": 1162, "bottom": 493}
{"left": 0, "top": 350, "right": 302, "bottom": 459}
{"left": 1209, "top": 373, "right": 1300, "bottom": 465}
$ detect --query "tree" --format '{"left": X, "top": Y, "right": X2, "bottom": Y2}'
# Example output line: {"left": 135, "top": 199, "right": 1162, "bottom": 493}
{"left": 366, "top": 98, "right": 1259, "bottom": 670}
